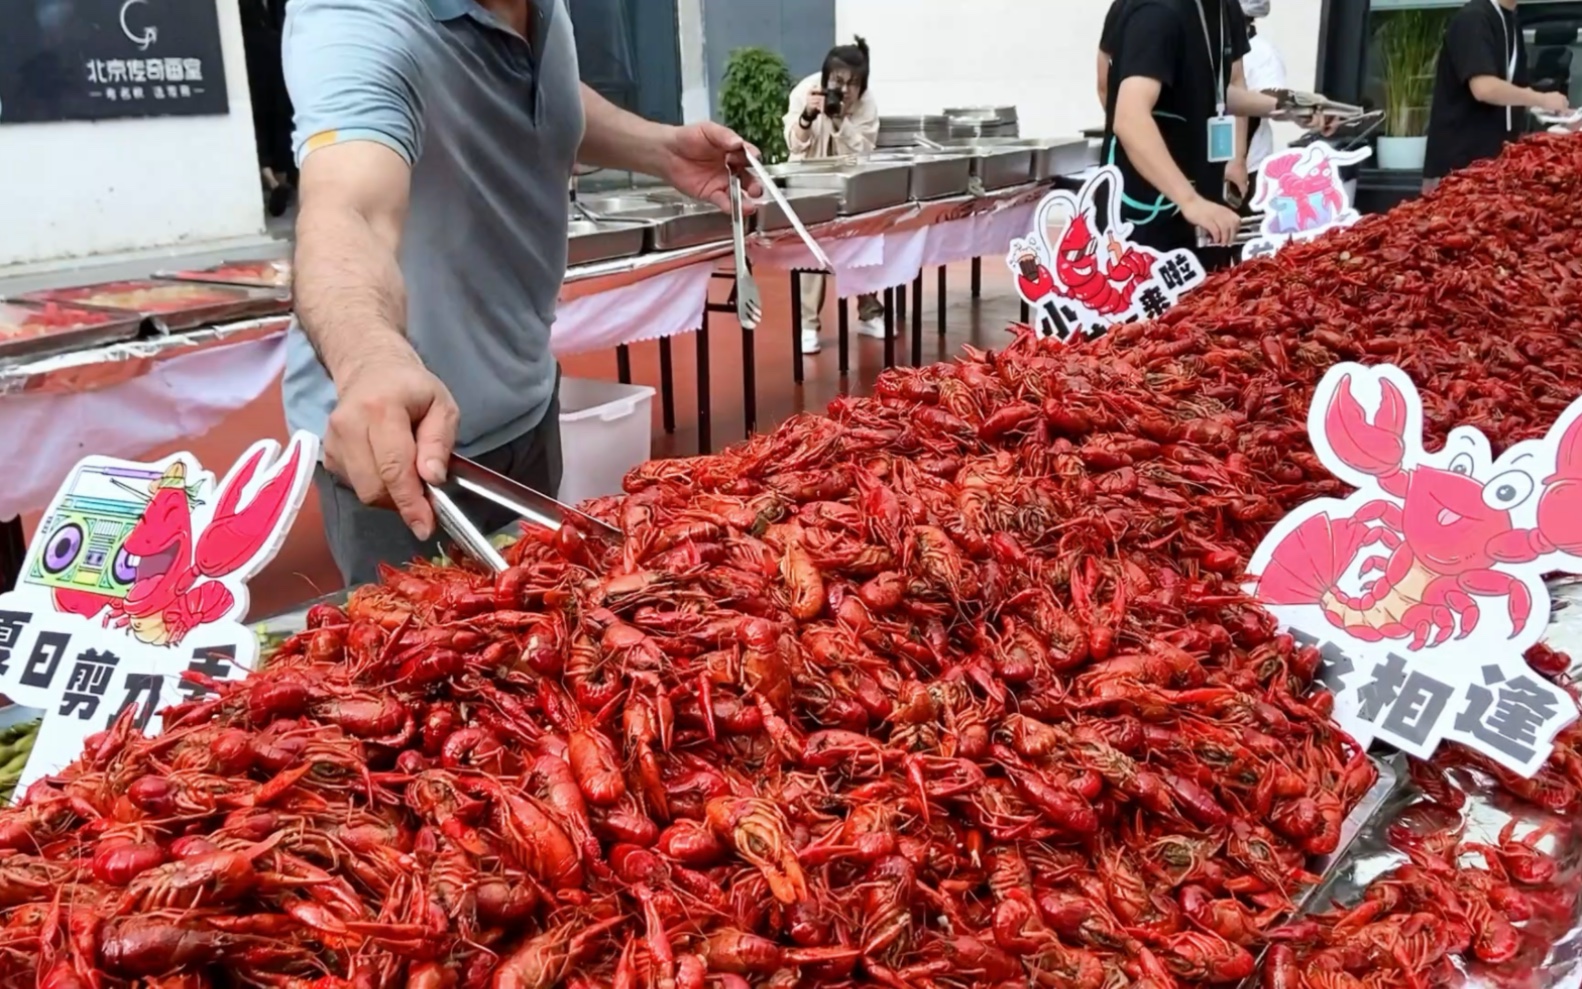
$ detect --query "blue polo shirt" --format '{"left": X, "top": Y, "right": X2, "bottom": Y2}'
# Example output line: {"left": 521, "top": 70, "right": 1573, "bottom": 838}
{"left": 281, "top": 0, "right": 584, "bottom": 455}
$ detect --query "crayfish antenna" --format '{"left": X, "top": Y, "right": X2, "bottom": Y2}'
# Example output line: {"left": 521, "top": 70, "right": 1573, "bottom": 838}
{"left": 1323, "top": 375, "right": 1407, "bottom": 478}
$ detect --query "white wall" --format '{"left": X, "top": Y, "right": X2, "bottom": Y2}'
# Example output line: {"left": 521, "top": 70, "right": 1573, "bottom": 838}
{"left": 0, "top": 0, "right": 264, "bottom": 269}
{"left": 835, "top": 0, "right": 1322, "bottom": 145}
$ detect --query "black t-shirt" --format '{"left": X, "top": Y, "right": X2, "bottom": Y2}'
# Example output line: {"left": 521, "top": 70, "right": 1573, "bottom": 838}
{"left": 1103, "top": 0, "right": 1250, "bottom": 252}
{"left": 1100, "top": 0, "right": 1125, "bottom": 56}
{"left": 1424, "top": 0, "right": 1529, "bottom": 179}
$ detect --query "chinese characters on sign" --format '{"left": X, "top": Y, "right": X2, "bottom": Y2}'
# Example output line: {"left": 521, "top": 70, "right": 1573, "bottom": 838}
{"left": 0, "top": 435, "right": 315, "bottom": 799}
{"left": 1241, "top": 143, "right": 1371, "bottom": 260}
{"left": 1248, "top": 364, "right": 1582, "bottom": 776}
{"left": 0, "top": 0, "right": 228, "bottom": 124}
{"left": 1006, "top": 166, "right": 1205, "bottom": 341}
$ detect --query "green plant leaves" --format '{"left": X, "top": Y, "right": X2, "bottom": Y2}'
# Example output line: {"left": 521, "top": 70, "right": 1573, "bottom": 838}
{"left": 721, "top": 47, "right": 795, "bottom": 165}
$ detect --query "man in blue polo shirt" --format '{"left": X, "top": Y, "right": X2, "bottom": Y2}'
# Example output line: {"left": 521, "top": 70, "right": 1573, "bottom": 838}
{"left": 282, "top": 0, "right": 757, "bottom": 583}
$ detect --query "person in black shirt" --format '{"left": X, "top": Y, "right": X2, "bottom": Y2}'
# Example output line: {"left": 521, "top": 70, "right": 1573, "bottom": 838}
{"left": 1098, "top": 0, "right": 1125, "bottom": 111}
{"left": 1106, "top": 0, "right": 1315, "bottom": 254}
{"left": 1423, "top": 0, "right": 1568, "bottom": 192}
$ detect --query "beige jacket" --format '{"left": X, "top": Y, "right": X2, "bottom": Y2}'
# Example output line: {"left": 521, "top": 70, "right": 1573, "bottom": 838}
{"left": 784, "top": 72, "right": 879, "bottom": 161}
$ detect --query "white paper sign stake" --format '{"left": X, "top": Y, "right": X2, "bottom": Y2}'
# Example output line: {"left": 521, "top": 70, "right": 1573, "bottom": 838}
{"left": 1246, "top": 364, "right": 1582, "bottom": 777}
{"left": 1006, "top": 164, "right": 1205, "bottom": 341}
{"left": 0, "top": 432, "right": 317, "bottom": 800}
{"left": 1241, "top": 141, "right": 1371, "bottom": 260}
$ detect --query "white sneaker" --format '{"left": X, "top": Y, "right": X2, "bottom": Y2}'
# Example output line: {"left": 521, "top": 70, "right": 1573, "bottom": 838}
{"left": 801, "top": 329, "right": 822, "bottom": 355}
{"left": 858, "top": 316, "right": 888, "bottom": 339}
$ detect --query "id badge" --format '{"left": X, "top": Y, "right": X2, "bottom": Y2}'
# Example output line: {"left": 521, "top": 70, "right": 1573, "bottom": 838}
{"left": 1207, "top": 115, "right": 1235, "bottom": 164}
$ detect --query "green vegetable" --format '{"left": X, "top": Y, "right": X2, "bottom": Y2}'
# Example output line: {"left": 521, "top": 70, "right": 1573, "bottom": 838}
{"left": 721, "top": 47, "right": 795, "bottom": 165}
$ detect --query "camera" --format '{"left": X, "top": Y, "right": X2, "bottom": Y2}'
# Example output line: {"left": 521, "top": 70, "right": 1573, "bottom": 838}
{"left": 825, "top": 86, "right": 845, "bottom": 117}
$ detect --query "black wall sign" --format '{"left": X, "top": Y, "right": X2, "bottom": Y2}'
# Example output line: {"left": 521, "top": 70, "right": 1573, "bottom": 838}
{"left": 0, "top": 0, "right": 230, "bottom": 124}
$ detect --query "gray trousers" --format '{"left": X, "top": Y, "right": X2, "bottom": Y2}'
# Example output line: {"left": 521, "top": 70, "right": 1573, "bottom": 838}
{"left": 314, "top": 387, "right": 564, "bottom": 587}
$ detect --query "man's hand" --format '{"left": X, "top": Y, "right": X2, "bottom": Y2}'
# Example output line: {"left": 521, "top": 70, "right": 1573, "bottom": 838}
{"left": 661, "top": 122, "right": 764, "bottom": 213}
{"left": 1182, "top": 195, "right": 1240, "bottom": 247}
{"left": 1538, "top": 91, "right": 1571, "bottom": 115}
{"left": 1224, "top": 158, "right": 1249, "bottom": 203}
{"left": 323, "top": 349, "right": 459, "bottom": 540}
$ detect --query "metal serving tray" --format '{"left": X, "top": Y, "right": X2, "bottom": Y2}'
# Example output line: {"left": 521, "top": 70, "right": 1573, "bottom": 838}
{"left": 862, "top": 153, "right": 973, "bottom": 200}
{"left": 567, "top": 219, "right": 646, "bottom": 265}
{"left": 581, "top": 195, "right": 734, "bottom": 252}
{"left": 159, "top": 258, "right": 293, "bottom": 291}
{"left": 0, "top": 299, "right": 144, "bottom": 363}
{"left": 941, "top": 140, "right": 1038, "bottom": 189}
{"left": 20, "top": 280, "right": 290, "bottom": 334}
{"left": 756, "top": 189, "right": 841, "bottom": 233}
{"left": 765, "top": 161, "right": 912, "bottom": 215}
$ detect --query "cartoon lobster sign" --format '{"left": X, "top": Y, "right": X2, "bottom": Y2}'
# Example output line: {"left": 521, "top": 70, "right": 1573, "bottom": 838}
{"left": 1020, "top": 167, "right": 1160, "bottom": 321}
{"left": 53, "top": 438, "right": 310, "bottom": 647}
{"left": 1257, "top": 370, "right": 1582, "bottom": 650}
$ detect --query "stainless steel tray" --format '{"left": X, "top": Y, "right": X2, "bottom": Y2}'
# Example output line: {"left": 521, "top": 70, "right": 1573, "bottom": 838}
{"left": 973, "top": 147, "right": 1036, "bottom": 190}
{"left": 158, "top": 259, "right": 293, "bottom": 291}
{"left": 0, "top": 299, "right": 145, "bottom": 363}
{"left": 581, "top": 196, "right": 733, "bottom": 252}
{"left": 766, "top": 161, "right": 912, "bottom": 215}
{"left": 861, "top": 153, "right": 973, "bottom": 200}
{"left": 20, "top": 280, "right": 291, "bottom": 334}
{"left": 567, "top": 219, "right": 646, "bottom": 266}
{"left": 756, "top": 189, "right": 841, "bottom": 232}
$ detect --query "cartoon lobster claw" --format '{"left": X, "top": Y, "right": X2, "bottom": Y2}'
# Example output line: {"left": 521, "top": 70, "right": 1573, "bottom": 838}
{"left": 53, "top": 438, "right": 308, "bottom": 647}
{"left": 1260, "top": 373, "right": 1577, "bottom": 650}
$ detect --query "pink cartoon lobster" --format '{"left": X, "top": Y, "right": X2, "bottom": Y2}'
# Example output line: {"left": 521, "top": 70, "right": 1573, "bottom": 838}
{"left": 1251, "top": 146, "right": 1365, "bottom": 235}
{"left": 1257, "top": 373, "right": 1582, "bottom": 650}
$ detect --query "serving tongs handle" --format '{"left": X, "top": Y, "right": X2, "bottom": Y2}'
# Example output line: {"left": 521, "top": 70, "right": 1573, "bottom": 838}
{"left": 427, "top": 483, "right": 510, "bottom": 575}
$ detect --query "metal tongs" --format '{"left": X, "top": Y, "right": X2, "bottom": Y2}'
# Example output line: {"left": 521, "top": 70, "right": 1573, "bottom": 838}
{"left": 427, "top": 454, "right": 621, "bottom": 574}
{"left": 742, "top": 151, "right": 833, "bottom": 270}
{"left": 1264, "top": 89, "right": 1366, "bottom": 126}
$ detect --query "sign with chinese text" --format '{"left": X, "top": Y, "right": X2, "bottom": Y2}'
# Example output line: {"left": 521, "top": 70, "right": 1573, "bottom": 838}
{"left": 1006, "top": 165, "right": 1205, "bottom": 341}
{"left": 1247, "top": 364, "right": 1582, "bottom": 776}
{"left": 0, "top": 434, "right": 314, "bottom": 799}
{"left": 0, "top": 0, "right": 229, "bottom": 124}
{"left": 1241, "top": 142, "right": 1371, "bottom": 261}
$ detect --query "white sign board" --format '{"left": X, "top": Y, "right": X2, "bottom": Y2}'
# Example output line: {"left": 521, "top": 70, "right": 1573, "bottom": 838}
{"left": 1007, "top": 165, "right": 1205, "bottom": 341}
{"left": 1241, "top": 142, "right": 1371, "bottom": 260}
{"left": 1247, "top": 364, "right": 1582, "bottom": 776}
{"left": 0, "top": 434, "right": 315, "bottom": 797}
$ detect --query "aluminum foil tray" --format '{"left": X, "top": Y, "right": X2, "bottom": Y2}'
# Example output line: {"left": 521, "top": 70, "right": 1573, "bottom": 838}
{"left": 0, "top": 299, "right": 144, "bottom": 363}
{"left": 21, "top": 279, "right": 291, "bottom": 333}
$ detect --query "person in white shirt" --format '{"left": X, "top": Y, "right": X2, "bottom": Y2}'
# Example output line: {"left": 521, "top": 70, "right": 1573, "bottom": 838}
{"left": 1239, "top": 0, "right": 1287, "bottom": 180}
{"left": 784, "top": 38, "right": 883, "bottom": 355}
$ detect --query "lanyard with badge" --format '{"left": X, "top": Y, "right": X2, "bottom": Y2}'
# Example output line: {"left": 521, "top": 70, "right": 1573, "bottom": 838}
{"left": 1193, "top": 0, "right": 1237, "bottom": 164}
{"left": 1489, "top": 0, "right": 1517, "bottom": 130}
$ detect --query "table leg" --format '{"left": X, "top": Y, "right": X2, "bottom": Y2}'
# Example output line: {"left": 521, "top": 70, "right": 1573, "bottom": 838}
{"left": 742, "top": 320, "right": 757, "bottom": 437}
{"left": 883, "top": 287, "right": 896, "bottom": 369}
{"left": 616, "top": 344, "right": 632, "bottom": 385}
{"left": 897, "top": 282, "right": 907, "bottom": 325}
{"left": 1020, "top": 300, "right": 1031, "bottom": 324}
{"left": 911, "top": 273, "right": 924, "bottom": 368}
{"left": 658, "top": 337, "right": 676, "bottom": 434}
{"left": 937, "top": 265, "right": 948, "bottom": 335}
{"left": 790, "top": 270, "right": 805, "bottom": 386}
{"left": 838, "top": 295, "right": 850, "bottom": 380}
{"left": 0, "top": 517, "right": 23, "bottom": 595}
{"left": 697, "top": 308, "right": 712, "bottom": 454}
{"left": 971, "top": 257, "right": 982, "bottom": 299}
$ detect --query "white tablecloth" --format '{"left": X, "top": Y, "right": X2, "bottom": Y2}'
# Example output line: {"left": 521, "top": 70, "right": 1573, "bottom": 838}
{"left": 0, "top": 334, "right": 288, "bottom": 519}
{"left": 550, "top": 258, "right": 714, "bottom": 355}
{"left": 749, "top": 200, "right": 1039, "bottom": 300}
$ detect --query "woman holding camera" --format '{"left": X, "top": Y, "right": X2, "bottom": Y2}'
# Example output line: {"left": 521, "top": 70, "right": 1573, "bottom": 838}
{"left": 784, "top": 37, "right": 883, "bottom": 356}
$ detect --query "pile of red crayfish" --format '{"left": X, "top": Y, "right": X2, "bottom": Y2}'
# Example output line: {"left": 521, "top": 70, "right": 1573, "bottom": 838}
{"left": 5, "top": 134, "right": 1582, "bottom": 989}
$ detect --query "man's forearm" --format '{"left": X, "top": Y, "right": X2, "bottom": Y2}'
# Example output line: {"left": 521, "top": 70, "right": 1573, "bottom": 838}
{"left": 1470, "top": 77, "right": 1552, "bottom": 108}
{"left": 1227, "top": 85, "right": 1278, "bottom": 119}
{"left": 1113, "top": 112, "right": 1201, "bottom": 209}
{"left": 578, "top": 83, "right": 674, "bottom": 176}
{"left": 295, "top": 205, "right": 413, "bottom": 380}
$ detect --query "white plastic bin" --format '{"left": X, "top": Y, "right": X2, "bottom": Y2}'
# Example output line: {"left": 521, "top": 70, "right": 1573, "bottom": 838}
{"left": 557, "top": 377, "right": 656, "bottom": 506}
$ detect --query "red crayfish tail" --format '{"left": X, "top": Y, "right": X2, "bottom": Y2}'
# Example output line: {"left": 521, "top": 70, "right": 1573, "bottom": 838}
{"left": 1323, "top": 375, "right": 1407, "bottom": 479}
{"left": 1255, "top": 513, "right": 1374, "bottom": 607}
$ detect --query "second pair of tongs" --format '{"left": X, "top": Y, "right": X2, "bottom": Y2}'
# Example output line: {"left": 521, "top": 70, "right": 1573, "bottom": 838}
{"left": 1265, "top": 89, "right": 1366, "bottom": 124}
{"left": 427, "top": 454, "right": 621, "bottom": 574}
{"left": 741, "top": 152, "right": 833, "bottom": 271}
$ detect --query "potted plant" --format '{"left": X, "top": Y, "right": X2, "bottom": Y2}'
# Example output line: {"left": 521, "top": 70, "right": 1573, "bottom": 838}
{"left": 1374, "top": 9, "right": 1449, "bottom": 171}
{"left": 720, "top": 47, "right": 794, "bottom": 165}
